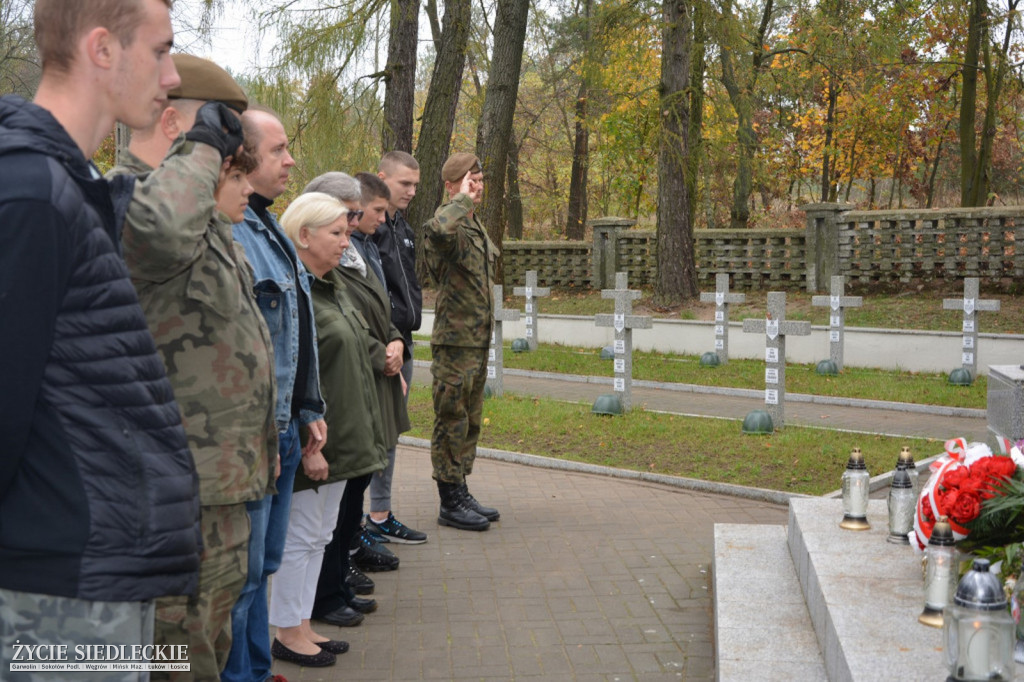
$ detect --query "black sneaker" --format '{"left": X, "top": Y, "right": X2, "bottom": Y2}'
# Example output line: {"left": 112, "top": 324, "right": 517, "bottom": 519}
{"left": 350, "top": 527, "right": 399, "bottom": 572}
{"left": 365, "top": 513, "right": 428, "bottom": 544}
{"left": 346, "top": 564, "right": 374, "bottom": 595}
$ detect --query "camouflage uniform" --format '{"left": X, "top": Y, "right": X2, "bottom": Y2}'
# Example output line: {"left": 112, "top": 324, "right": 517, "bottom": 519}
{"left": 423, "top": 193, "right": 497, "bottom": 484}
{"left": 0, "top": 588, "right": 156, "bottom": 682}
{"left": 111, "top": 139, "right": 277, "bottom": 681}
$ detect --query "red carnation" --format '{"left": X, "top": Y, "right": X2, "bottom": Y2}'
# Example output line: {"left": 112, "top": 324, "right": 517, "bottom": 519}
{"left": 987, "top": 456, "right": 1016, "bottom": 480}
{"left": 958, "top": 474, "right": 985, "bottom": 497}
{"left": 949, "top": 491, "right": 982, "bottom": 525}
{"left": 942, "top": 467, "right": 968, "bottom": 489}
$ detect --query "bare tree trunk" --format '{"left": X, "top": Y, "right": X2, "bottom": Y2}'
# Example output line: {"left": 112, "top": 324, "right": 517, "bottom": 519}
{"left": 506, "top": 133, "right": 524, "bottom": 239}
{"left": 381, "top": 0, "right": 419, "bottom": 153}
{"left": 960, "top": 0, "right": 984, "bottom": 206}
{"left": 475, "top": 0, "right": 530, "bottom": 284}
{"left": 565, "top": 0, "right": 592, "bottom": 240}
{"left": 655, "top": 0, "right": 697, "bottom": 307}
{"left": 971, "top": 0, "right": 1018, "bottom": 206}
{"left": 424, "top": 0, "right": 443, "bottom": 47}
{"left": 718, "top": 0, "right": 773, "bottom": 229}
{"left": 408, "top": 0, "right": 472, "bottom": 284}
{"left": 687, "top": 0, "right": 707, "bottom": 233}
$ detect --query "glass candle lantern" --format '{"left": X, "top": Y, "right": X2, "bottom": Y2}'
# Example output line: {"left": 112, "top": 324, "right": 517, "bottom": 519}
{"left": 920, "top": 517, "right": 956, "bottom": 628}
{"left": 944, "top": 558, "right": 1015, "bottom": 681}
{"left": 840, "top": 447, "right": 870, "bottom": 530}
{"left": 896, "top": 445, "right": 919, "bottom": 498}
{"left": 887, "top": 468, "right": 914, "bottom": 544}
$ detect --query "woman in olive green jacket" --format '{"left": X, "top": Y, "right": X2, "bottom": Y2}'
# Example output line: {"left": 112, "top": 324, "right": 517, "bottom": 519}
{"left": 268, "top": 192, "right": 386, "bottom": 668}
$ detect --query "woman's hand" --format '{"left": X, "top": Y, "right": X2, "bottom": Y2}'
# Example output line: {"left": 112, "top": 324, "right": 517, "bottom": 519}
{"left": 302, "top": 452, "right": 330, "bottom": 481}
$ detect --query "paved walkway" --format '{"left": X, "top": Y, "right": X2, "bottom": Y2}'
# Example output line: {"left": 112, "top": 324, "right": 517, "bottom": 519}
{"left": 271, "top": 445, "right": 787, "bottom": 681}
{"left": 271, "top": 369, "right": 986, "bottom": 680}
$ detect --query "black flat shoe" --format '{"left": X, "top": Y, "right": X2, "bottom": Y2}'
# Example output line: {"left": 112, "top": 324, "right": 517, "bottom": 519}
{"left": 270, "top": 639, "right": 336, "bottom": 667}
{"left": 346, "top": 596, "right": 377, "bottom": 614}
{"left": 315, "top": 639, "right": 350, "bottom": 655}
{"left": 313, "top": 605, "right": 364, "bottom": 627}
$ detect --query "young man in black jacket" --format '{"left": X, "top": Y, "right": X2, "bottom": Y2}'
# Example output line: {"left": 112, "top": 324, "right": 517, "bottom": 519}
{"left": 366, "top": 151, "right": 426, "bottom": 544}
{"left": 0, "top": 0, "right": 201, "bottom": 675}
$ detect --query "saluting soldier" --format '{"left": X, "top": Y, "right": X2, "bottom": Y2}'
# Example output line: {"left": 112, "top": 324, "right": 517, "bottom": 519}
{"left": 424, "top": 153, "right": 502, "bottom": 531}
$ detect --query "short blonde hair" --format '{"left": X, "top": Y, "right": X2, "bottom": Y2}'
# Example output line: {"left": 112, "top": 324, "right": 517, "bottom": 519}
{"left": 280, "top": 192, "right": 348, "bottom": 248}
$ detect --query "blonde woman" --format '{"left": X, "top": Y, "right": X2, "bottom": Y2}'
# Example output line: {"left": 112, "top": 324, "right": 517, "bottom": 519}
{"left": 269, "top": 192, "right": 385, "bottom": 667}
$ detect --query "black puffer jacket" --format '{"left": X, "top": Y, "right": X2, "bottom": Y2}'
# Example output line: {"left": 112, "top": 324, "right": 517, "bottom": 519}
{"left": 0, "top": 95, "right": 201, "bottom": 601}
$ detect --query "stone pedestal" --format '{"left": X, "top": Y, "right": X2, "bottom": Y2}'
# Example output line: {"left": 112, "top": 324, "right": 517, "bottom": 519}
{"left": 590, "top": 217, "right": 635, "bottom": 289}
{"left": 988, "top": 364, "right": 1024, "bottom": 444}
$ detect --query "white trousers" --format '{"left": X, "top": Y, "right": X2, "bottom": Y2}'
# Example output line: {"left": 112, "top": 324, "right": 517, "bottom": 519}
{"left": 268, "top": 481, "right": 346, "bottom": 628}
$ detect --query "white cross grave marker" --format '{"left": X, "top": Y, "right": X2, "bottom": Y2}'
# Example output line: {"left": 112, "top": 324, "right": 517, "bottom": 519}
{"left": 811, "top": 275, "right": 863, "bottom": 371}
{"left": 594, "top": 272, "right": 652, "bottom": 411}
{"left": 943, "top": 277, "right": 1000, "bottom": 378}
{"left": 486, "top": 285, "right": 520, "bottom": 397}
{"left": 742, "top": 292, "right": 811, "bottom": 429}
{"left": 699, "top": 272, "right": 745, "bottom": 364}
{"left": 512, "top": 270, "right": 551, "bottom": 351}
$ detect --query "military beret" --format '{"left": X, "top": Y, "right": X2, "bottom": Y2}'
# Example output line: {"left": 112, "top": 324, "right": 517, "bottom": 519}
{"left": 168, "top": 54, "right": 248, "bottom": 113}
{"left": 441, "top": 152, "right": 482, "bottom": 183}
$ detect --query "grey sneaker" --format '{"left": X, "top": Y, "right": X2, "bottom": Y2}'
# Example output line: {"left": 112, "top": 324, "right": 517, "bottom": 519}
{"left": 365, "top": 513, "right": 428, "bottom": 544}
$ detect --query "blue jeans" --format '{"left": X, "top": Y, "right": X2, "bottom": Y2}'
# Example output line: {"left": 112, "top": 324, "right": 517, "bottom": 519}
{"left": 221, "top": 419, "right": 302, "bottom": 682}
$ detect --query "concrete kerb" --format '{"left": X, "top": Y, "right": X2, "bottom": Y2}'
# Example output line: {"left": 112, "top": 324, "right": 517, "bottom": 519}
{"left": 399, "top": 435, "right": 802, "bottom": 506}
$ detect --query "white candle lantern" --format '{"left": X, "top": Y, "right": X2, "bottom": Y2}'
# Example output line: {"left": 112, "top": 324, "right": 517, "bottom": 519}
{"left": 944, "top": 558, "right": 1015, "bottom": 681}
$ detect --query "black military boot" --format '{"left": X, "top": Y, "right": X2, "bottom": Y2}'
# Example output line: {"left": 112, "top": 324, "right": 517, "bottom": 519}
{"left": 437, "top": 481, "right": 490, "bottom": 531}
{"left": 460, "top": 483, "right": 500, "bottom": 522}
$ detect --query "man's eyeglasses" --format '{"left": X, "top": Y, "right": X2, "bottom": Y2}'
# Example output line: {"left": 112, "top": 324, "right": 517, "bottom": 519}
{"left": 347, "top": 210, "right": 364, "bottom": 223}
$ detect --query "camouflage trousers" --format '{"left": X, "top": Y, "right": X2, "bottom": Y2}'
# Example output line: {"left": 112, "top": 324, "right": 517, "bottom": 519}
{"left": 430, "top": 345, "right": 488, "bottom": 484}
{"left": 152, "top": 503, "right": 249, "bottom": 682}
{"left": 0, "top": 588, "right": 155, "bottom": 682}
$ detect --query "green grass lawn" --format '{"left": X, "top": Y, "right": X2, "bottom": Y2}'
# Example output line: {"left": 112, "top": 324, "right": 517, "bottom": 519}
{"left": 408, "top": 288, "right": 1012, "bottom": 492}
{"left": 404, "top": 386, "right": 936, "bottom": 496}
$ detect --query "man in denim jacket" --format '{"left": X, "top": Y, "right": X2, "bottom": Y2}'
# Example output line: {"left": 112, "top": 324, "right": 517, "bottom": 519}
{"left": 225, "top": 106, "right": 328, "bottom": 682}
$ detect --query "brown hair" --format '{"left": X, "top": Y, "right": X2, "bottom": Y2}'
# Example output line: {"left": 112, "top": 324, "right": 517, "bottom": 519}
{"left": 228, "top": 146, "right": 258, "bottom": 175}
{"left": 355, "top": 172, "right": 391, "bottom": 203}
{"left": 34, "top": 0, "right": 173, "bottom": 74}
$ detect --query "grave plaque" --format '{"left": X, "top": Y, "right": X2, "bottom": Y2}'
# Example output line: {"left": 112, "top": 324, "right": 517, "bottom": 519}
{"left": 742, "top": 292, "right": 811, "bottom": 429}
{"left": 594, "top": 272, "right": 652, "bottom": 411}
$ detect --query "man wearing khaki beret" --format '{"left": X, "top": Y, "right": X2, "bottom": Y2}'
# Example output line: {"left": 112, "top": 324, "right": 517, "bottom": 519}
{"left": 423, "top": 153, "right": 502, "bottom": 531}
{"left": 109, "top": 55, "right": 279, "bottom": 681}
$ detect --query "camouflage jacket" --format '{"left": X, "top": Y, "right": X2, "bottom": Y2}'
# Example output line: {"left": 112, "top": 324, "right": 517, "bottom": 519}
{"left": 111, "top": 140, "right": 278, "bottom": 506}
{"left": 423, "top": 193, "right": 498, "bottom": 348}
